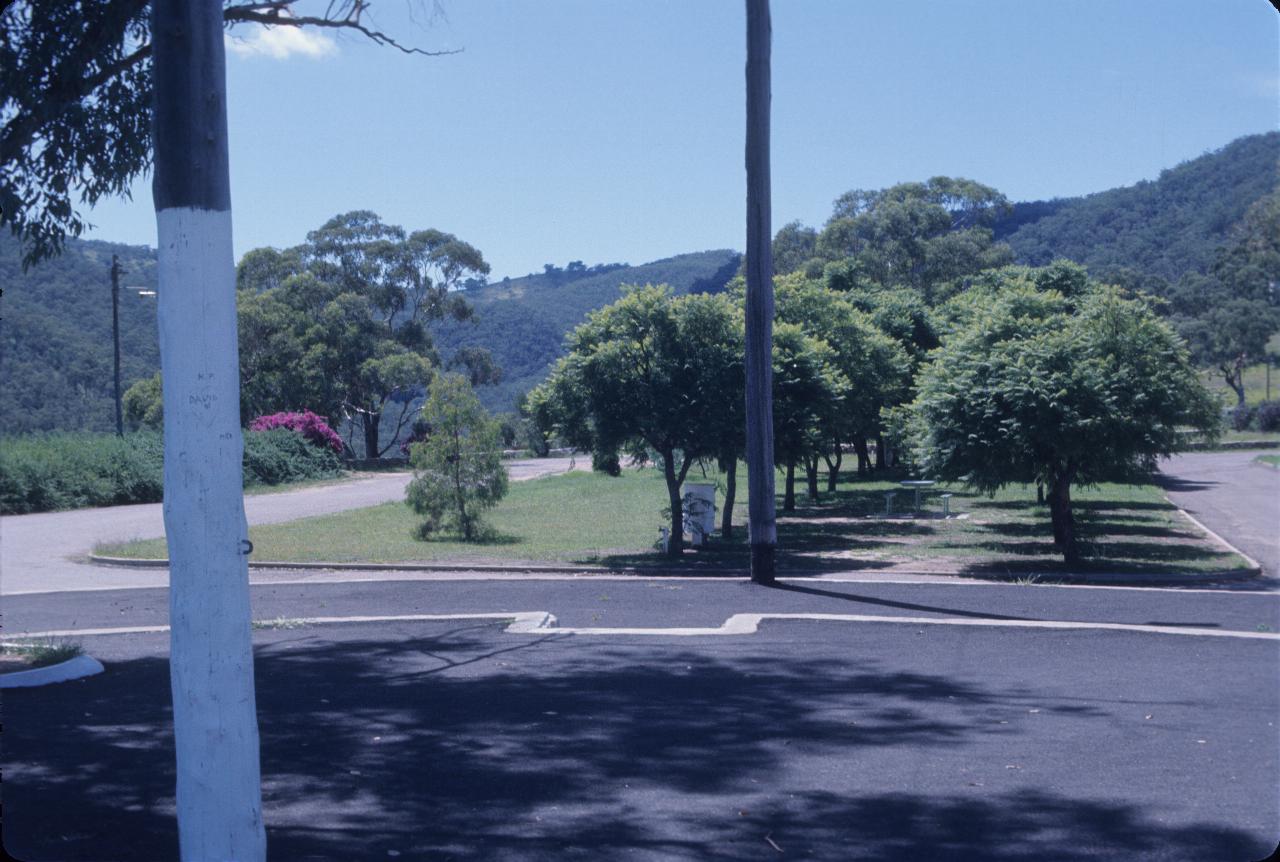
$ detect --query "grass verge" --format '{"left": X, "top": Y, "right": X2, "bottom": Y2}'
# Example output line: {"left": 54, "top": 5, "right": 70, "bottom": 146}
{"left": 97, "top": 464, "right": 1250, "bottom": 577}
{"left": 1255, "top": 455, "right": 1280, "bottom": 469}
{"left": 0, "top": 640, "right": 84, "bottom": 670}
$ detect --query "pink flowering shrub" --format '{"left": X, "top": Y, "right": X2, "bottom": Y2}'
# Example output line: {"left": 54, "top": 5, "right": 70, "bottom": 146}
{"left": 249, "top": 411, "right": 344, "bottom": 454}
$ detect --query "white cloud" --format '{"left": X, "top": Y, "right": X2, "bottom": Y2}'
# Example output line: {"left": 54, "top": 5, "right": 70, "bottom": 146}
{"left": 226, "top": 24, "right": 337, "bottom": 60}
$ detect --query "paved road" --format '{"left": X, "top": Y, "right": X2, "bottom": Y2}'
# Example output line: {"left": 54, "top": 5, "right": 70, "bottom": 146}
{"left": 5, "top": 586, "right": 1278, "bottom": 861}
{"left": 1159, "top": 450, "right": 1279, "bottom": 579}
{"left": 0, "top": 457, "right": 585, "bottom": 596}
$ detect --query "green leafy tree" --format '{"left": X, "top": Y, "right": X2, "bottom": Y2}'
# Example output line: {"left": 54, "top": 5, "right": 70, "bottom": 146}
{"left": 1169, "top": 191, "right": 1280, "bottom": 405}
{"left": 774, "top": 275, "right": 911, "bottom": 486}
{"left": 531, "top": 285, "right": 744, "bottom": 556}
{"left": 772, "top": 220, "right": 819, "bottom": 276}
{"left": 122, "top": 371, "right": 163, "bottom": 430}
{"left": 816, "top": 177, "right": 1013, "bottom": 301}
{"left": 907, "top": 282, "right": 1220, "bottom": 563}
{"left": 447, "top": 346, "right": 504, "bottom": 387}
{"left": 236, "top": 212, "right": 488, "bottom": 457}
{"left": 770, "top": 322, "right": 848, "bottom": 510}
{"left": 406, "top": 374, "right": 508, "bottom": 541}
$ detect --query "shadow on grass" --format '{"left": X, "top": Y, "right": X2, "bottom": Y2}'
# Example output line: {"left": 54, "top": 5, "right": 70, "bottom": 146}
{"left": 2, "top": 627, "right": 1269, "bottom": 861}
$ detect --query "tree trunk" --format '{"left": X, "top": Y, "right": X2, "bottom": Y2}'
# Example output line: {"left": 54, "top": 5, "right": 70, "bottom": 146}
{"left": 783, "top": 460, "right": 796, "bottom": 511}
{"left": 362, "top": 411, "right": 381, "bottom": 460}
{"left": 744, "top": 0, "right": 776, "bottom": 584}
{"left": 1047, "top": 468, "right": 1079, "bottom": 565}
{"left": 854, "top": 438, "right": 871, "bottom": 474}
{"left": 875, "top": 434, "right": 887, "bottom": 470}
{"left": 1036, "top": 482, "right": 1045, "bottom": 505}
{"left": 662, "top": 449, "right": 685, "bottom": 557}
{"left": 804, "top": 455, "right": 820, "bottom": 502}
{"left": 151, "top": 0, "right": 266, "bottom": 858}
{"left": 721, "top": 456, "right": 737, "bottom": 539}
{"left": 1223, "top": 356, "right": 1247, "bottom": 408}
{"left": 824, "top": 446, "right": 842, "bottom": 492}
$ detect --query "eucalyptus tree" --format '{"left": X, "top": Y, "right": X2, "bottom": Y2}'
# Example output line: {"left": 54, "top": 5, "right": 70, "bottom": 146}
{"left": 150, "top": 0, "right": 263, "bottom": 857}
{"left": 237, "top": 213, "right": 488, "bottom": 457}
{"left": 815, "top": 177, "right": 1013, "bottom": 302}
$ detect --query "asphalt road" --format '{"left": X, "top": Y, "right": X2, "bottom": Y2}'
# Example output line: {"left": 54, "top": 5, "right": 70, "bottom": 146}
{"left": 4, "top": 597, "right": 1278, "bottom": 861}
{"left": 1159, "top": 450, "right": 1280, "bottom": 579}
{"left": 0, "top": 457, "right": 584, "bottom": 595}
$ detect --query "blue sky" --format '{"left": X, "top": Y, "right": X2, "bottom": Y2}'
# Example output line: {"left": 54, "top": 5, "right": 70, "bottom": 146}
{"left": 84, "top": 0, "right": 1278, "bottom": 280}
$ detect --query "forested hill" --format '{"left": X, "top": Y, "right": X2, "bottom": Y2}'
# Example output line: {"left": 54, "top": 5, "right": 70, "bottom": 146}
{"left": 996, "top": 131, "right": 1279, "bottom": 281}
{"left": 1, "top": 234, "right": 160, "bottom": 434}
{"left": 433, "top": 249, "right": 742, "bottom": 412}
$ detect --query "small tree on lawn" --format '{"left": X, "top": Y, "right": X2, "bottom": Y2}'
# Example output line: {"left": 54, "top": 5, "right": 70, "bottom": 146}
{"left": 906, "top": 280, "right": 1220, "bottom": 564}
{"left": 531, "top": 285, "right": 744, "bottom": 556}
{"left": 406, "top": 374, "right": 508, "bottom": 541}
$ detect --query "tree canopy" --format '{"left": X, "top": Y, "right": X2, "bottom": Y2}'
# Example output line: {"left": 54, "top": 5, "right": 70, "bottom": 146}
{"left": 531, "top": 285, "right": 744, "bottom": 556}
{"left": 905, "top": 274, "right": 1220, "bottom": 563}
{"left": 237, "top": 211, "right": 488, "bottom": 457}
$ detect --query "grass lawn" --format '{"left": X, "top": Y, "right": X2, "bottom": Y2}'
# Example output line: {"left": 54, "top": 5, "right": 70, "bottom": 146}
{"left": 1256, "top": 455, "right": 1280, "bottom": 468}
{"left": 98, "top": 463, "right": 1250, "bottom": 577}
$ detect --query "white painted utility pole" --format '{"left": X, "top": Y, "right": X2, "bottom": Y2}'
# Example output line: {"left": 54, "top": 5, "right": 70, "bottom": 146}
{"left": 745, "top": 0, "right": 777, "bottom": 584}
{"left": 151, "top": 0, "right": 266, "bottom": 858}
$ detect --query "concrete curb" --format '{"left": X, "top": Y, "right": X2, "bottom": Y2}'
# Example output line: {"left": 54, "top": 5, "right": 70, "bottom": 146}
{"left": 0, "top": 654, "right": 104, "bottom": 689}
{"left": 87, "top": 554, "right": 1260, "bottom": 587}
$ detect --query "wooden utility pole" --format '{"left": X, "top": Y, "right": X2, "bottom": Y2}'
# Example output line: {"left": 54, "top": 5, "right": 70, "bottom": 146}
{"left": 151, "top": 0, "right": 266, "bottom": 858}
{"left": 745, "top": 0, "right": 777, "bottom": 584}
{"left": 110, "top": 254, "right": 124, "bottom": 437}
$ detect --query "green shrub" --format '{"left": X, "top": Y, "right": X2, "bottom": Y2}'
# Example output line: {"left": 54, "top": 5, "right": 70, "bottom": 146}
{"left": 0, "top": 428, "right": 341, "bottom": 514}
{"left": 0, "top": 432, "right": 164, "bottom": 513}
{"left": 242, "top": 428, "right": 342, "bottom": 486}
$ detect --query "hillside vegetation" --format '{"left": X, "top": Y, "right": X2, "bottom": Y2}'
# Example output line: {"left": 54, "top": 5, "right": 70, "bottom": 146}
{"left": 996, "top": 131, "right": 1279, "bottom": 282}
{"left": 1, "top": 234, "right": 159, "bottom": 434}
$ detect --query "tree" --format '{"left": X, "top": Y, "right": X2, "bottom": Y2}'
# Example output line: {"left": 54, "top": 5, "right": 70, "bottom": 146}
{"left": 771, "top": 220, "right": 818, "bottom": 275}
{"left": 769, "top": 322, "right": 847, "bottom": 510}
{"left": 815, "top": 177, "right": 1013, "bottom": 302}
{"left": 1, "top": 0, "right": 455, "bottom": 268}
{"left": 531, "top": 286, "right": 744, "bottom": 557}
{"left": 149, "top": 0, "right": 263, "bottom": 857}
{"left": 907, "top": 281, "right": 1220, "bottom": 564}
{"left": 447, "top": 346, "right": 504, "bottom": 387}
{"left": 744, "top": 0, "right": 777, "bottom": 582}
{"left": 236, "top": 212, "right": 487, "bottom": 457}
{"left": 774, "top": 275, "right": 911, "bottom": 484}
{"left": 122, "top": 371, "right": 162, "bottom": 429}
{"left": 406, "top": 373, "right": 508, "bottom": 540}
{"left": 1169, "top": 191, "right": 1280, "bottom": 405}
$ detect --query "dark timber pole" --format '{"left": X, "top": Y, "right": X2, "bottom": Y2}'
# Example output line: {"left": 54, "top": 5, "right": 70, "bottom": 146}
{"left": 110, "top": 254, "right": 124, "bottom": 436}
{"left": 151, "top": 0, "right": 265, "bottom": 858}
{"left": 745, "top": 0, "right": 777, "bottom": 584}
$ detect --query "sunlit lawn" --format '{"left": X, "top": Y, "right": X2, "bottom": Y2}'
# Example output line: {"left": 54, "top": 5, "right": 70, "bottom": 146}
{"left": 99, "top": 462, "right": 1249, "bottom": 576}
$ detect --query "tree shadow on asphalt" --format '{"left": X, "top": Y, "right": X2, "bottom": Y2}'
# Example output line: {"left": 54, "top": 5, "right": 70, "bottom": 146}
{"left": 2, "top": 626, "right": 1268, "bottom": 861}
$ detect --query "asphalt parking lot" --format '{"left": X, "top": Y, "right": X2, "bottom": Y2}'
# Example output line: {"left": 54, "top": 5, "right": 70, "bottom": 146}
{"left": 5, "top": 603, "right": 1278, "bottom": 861}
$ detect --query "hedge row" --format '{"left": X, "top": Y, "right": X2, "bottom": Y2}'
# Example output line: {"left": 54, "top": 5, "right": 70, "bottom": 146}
{"left": 0, "top": 429, "right": 343, "bottom": 515}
